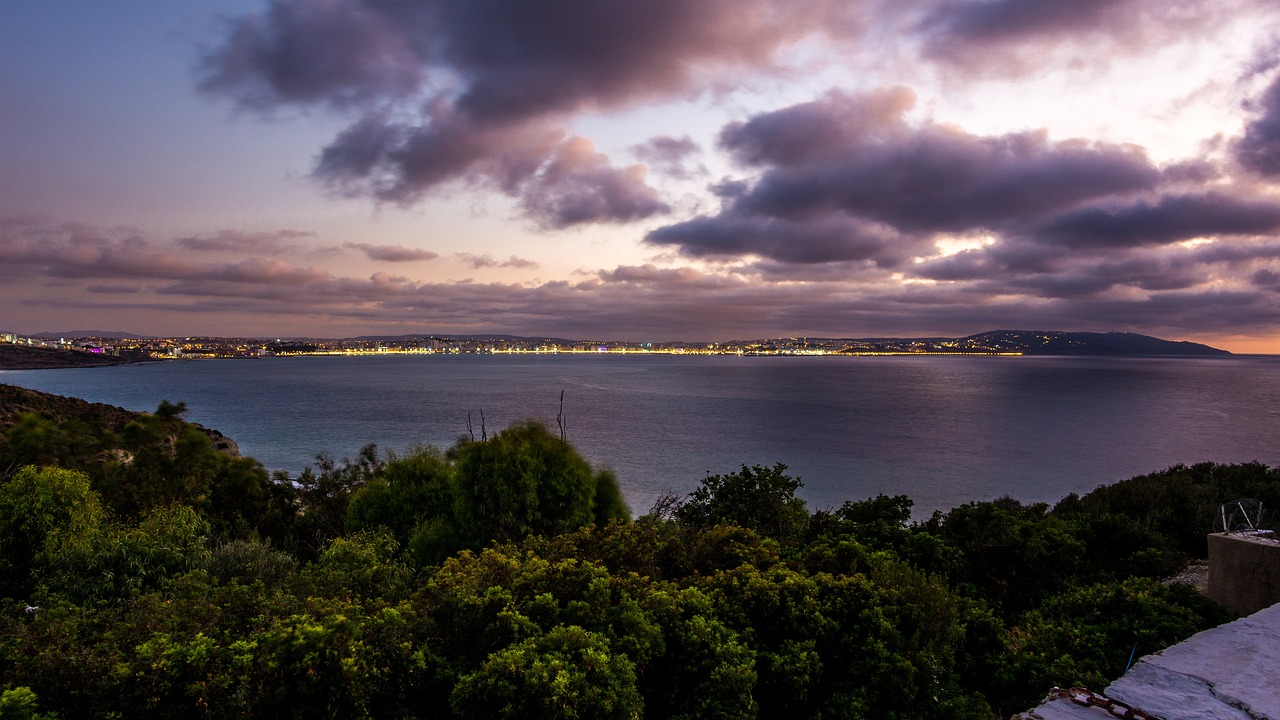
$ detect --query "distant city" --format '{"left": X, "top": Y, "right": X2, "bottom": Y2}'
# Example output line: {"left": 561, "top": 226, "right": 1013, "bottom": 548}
{"left": 0, "top": 329, "right": 1230, "bottom": 360}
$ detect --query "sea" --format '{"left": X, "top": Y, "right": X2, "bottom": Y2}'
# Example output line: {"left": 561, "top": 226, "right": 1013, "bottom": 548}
{"left": 3, "top": 353, "right": 1279, "bottom": 518}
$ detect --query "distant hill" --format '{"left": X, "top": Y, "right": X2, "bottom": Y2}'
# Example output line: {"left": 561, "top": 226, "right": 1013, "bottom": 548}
{"left": 961, "top": 330, "right": 1229, "bottom": 356}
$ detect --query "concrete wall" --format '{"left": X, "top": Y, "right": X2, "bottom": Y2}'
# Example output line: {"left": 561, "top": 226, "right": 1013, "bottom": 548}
{"left": 1207, "top": 532, "right": 1280, "bottom": 616}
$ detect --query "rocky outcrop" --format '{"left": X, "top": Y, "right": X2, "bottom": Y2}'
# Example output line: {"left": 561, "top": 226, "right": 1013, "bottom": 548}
{"left": 195, "top": 424, "right": 241, "bottom": 458}
{"left": 0, "top": 383, "right": 241, "bottom": 458}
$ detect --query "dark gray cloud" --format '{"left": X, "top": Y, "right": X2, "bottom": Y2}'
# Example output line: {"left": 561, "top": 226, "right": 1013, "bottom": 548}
{"left": 919, "top": 0, "right": 1127, "bottom": 47}
{"left": 1032, "top": 193, "right": 1280, "bottom": 248}
{"left": 631, "top": 81, "right": 1280, "bottom": 340}
{"left": 914, "top": 0, "right": 1259, "bottom": 76}
{"left": 314, "top": 105, "right": 566, "bottom": 203}
{"left": 649, "top": 88, "right": 1160, "bottom": 265}
{"left": 1236, "top": 73, "right": 1280, "bottom": 176}
{"left": 632, "top": 135, "right": 704, "bottom": 179}
{"left": 519, "top": 137, "right": 669, "bottom": 228}
{"left": 198, "top": 0, "right": 423, "bottom": 110}
{"left": 201, "top": 0, "right": 865, "bottom": 223}
{"left": 1253, "top": 268, "right": 1280, "bottom": 289}
{"left": 725, "top": 91, "right": 1158, "bottom": 233}
{"left": 202, "top": 0, "right": 863, "bottom": 119}
{"left": 648, "top": 214, "right": 910, "bottom": 265}
{"left": 346, "top": 242, "right": 439, "bottom": 262}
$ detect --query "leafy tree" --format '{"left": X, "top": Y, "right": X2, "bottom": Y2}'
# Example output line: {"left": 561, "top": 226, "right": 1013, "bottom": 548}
{"left": 303, "top": 529, "right": 412, "bottom": 601}
{"left": 206, "top": 538, "right": 298, "bottom": 587}
{"left": 0, "top": 466, "right": 107, "bottom": 599}
{"left": 922, "top": 499, "right": 1085, "bottom": 616}
{"left": 289, "top": 444, "right": 382, "bottom": 558}
{"left": 994, "top": 579, "right": 1234, "bottom": 712}
{"left": 675, "top": 463, "right": 808, "bottom": 539}
{"left": 40, "top": 504, "right": 211, "bottom": 605}
{"left": 592, "top": 468, "right": 630, "bottom": 526}
{"left": 347, "top": 446, "right": 456, "bottom": 551}
{"left": 0, "top": 687, "right": 61, "bottom": 720}
{"left": 1060, "top": 462, "right": 1280, "bottom": 556}
{"left": 452, "top": 422, "right": 628, "bottom": 547}
{"left": 451, "top": 625, "right": 642, "bottom": 720}
{"left": 202, "top": 456, "right": 278, "bottom": 541}
{"left": 99, "top": 407, "right": 219, "bottom": 516}
{"left": 3, "top": 414, "right": 74, "bottom": 471}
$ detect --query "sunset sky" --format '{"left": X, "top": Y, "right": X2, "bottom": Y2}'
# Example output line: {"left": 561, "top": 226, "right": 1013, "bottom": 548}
{"left": 5, "top": 1, "right": 1280, "bottom": 351}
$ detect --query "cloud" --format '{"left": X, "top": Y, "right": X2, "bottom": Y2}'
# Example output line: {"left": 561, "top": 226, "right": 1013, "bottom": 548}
{"left": 346, "top": 242, "right": 440, "bottom": 262}
{"left": 198, "top": 0, "right": 423, "bottom": 110}
{"left": 648, "top": 88, "right": 1160, "bottom": 265}
{"left": 200, "top": 0, "right": 867, "bottom": 223}
{"left": 314, "top": 105, "right": 568, "bottom": 203}
{"left": 919, "top": 0, "right": 1130, "bottom": 48}
{"left": 730, "top": 92, "right": 1157, "bottom": 232}
{"left": 456, "top": 253, "right": 539, "bottom": 270}
{"left": 632, "top": 135, "right": 704, "bottom": 179}
{"left": 648, "top": 214, "right": 910, "bottom": 265}
{"left": 520, "top": 136, "right": 669, "bottom": 228}
{"left": 176, "top": 229, "right": 316, "bottom": 253}
{"left": 1031, "top": 193, "right": 1280, "bottom": 248}
{"left": 10, "top": 216, "right": 1280, "bottom": 340}
{"left": 0, "top": 220, "right": 332, "bottom": 286}
{"left": 627, "top": 81, "right": 1280, "bottom": 340}
{"left": 914, "top": 0, "right": 1263, "bottom": 76}
{"left": 1236, "top": 72, "right": 1280, "bottom": 176}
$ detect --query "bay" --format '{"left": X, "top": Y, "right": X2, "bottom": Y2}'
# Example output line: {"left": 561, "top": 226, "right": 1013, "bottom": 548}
{"left": 4, "top": 354, "right": 1279, "bottom": 517}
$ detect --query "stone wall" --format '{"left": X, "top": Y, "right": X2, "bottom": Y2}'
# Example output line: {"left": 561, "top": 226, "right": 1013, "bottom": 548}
{"left": 1207, "top": 531, "right": 1280, "bottom": 616}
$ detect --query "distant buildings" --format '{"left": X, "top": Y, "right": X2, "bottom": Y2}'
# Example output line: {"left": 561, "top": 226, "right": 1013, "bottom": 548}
{"left": 1, "top": 332, "right": 1027, "bottom": 358}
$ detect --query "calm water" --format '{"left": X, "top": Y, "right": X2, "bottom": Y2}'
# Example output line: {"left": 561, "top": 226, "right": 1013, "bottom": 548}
{"left": 4, "top": 354, "right": 1279, "bottom": 517}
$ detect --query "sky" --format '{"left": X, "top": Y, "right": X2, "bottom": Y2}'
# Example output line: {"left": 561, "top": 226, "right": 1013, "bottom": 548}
{"left": 4, "top": 1, "right": 1280, "bottom": 351}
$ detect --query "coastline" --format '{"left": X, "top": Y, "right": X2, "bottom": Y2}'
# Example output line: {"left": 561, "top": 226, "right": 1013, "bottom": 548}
{"left": 0, "top": 344, "right": 151, "bottom": 371}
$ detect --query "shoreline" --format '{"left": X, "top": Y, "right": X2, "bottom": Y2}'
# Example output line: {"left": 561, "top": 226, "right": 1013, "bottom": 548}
{"left": 0, "top": 344, "right": 152, "bottom": 371}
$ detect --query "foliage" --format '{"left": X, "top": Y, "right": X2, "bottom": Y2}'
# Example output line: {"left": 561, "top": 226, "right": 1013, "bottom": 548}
{"left": 40, "top": 503, "right": 212, "bottom": 604}
{"left": 993, "top": 579, "right": 1233, "bottom": 713}
{"left": 453, "top": 421, "right": 630, "bottom": 547}
{"left": 2, "top": 400, "right": 292, "bottom": 548}
{"left": 347, "top": 446, "right": 454, "bottom": 543}
{"left": 3, "top": 414, "right": 75, "bottom": 470}
{"left": 0, "top": 397, "right": 1259, "bottom": 720}
{"left": 0, "top": 687, "right": 61, "bottom": 720}
{"left": 1058, "top": 462, "right": 1280, "bottom": 556}
{"left": 451, "top": 625, "right": 642, "bottom": 720}
{"left": 0, "top": 466, "right": 107, "bottom": 598}
{"left": 675, "top": 463, "right": 809, "bottom": 540}
{"left": 206, "top": 539, "right": 298, "bottom": 587}
{"left": 289, "top": 444, "right": 383, "bottom": 558}
{"left": 922, "top": 499, "right": 1085, "bottom": 616}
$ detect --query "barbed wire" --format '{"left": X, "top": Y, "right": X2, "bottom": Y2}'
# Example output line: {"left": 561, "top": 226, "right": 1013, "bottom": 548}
{"left": 1046, "top": 687, "right": 1161, "bottom": 720}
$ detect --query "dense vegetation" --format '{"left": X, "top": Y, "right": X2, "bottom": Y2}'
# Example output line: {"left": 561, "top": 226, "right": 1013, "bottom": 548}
{"left": 1, "top": 393, "right": 1272, "bottom": 719}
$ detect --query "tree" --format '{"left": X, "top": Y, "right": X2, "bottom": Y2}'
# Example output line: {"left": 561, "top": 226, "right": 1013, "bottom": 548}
{"left": 0, "top": 687, "right": 61, "bottom": 720}
{"left": 289, "top": 444, "right": 382, "bottom": 558}
{"left": 347, "top": 446, "right": 456, "bottom": 549}
{"left": 675, "top": 463, "right": 808, "bottom": 539}
{"left": 0, "top": 466, "right": 107, "bottom": 599}
{"left": 2, "top": 414, "right": 72, "bottom": 471}
{"left": 453, "top": 422, "right": 628, "bottom": 547}
{"left": 451, "top": 625, "right": 642, "bottom": 720}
